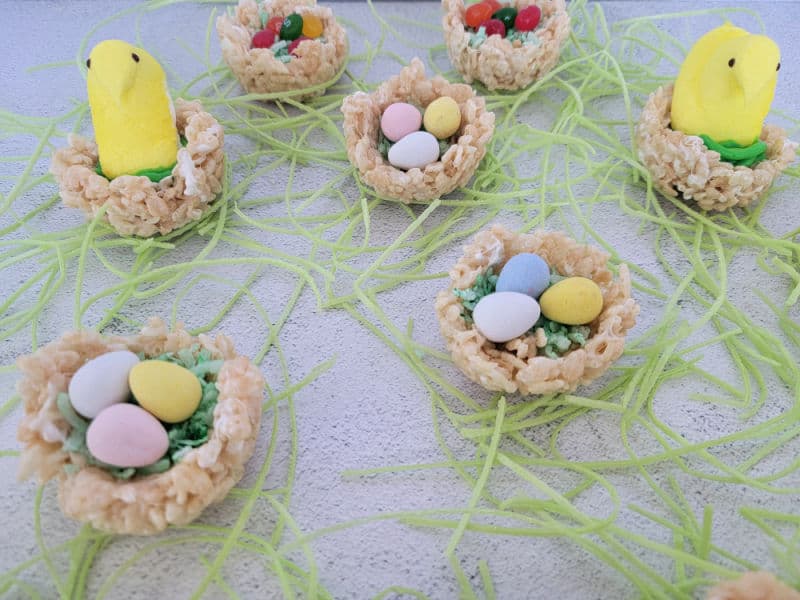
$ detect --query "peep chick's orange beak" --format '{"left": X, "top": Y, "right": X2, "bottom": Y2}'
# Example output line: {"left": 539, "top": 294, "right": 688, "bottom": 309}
{"left": 87, "top": 40, "right": 139, "bottom": 104}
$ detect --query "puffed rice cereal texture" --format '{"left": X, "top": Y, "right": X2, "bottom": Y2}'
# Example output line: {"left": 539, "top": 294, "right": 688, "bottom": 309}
{"left": 51, "top": 99, "right": 225, "bottom": 237}
{"left": 435, "top": 225, "right": 639, "bottom": 395}
{"left": 442, "top": 0, "right": 570, "bottom": 91}
{"left": 17, "top": 318, "right": 264, "bottom": 535}
{"left": 341, "top": 58, "right": 495, "bottom": 203}
{"left": 217, "top": 0, "right": 348, "bottom": 101}
{"left": 636, "top": 84, "right": 797, "bottom": 212}
{"left": 706, "top": 572, "right": 800, "bottom": 600}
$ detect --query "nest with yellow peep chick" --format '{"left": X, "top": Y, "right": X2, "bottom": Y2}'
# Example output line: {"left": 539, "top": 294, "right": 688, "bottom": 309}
{"left": 636, "top": 84, "right": 797, "bottom": 212}
{"left": 435, "top": 225, "right": 639, "bottom": 395}
{"left": 341, "top": 58, "right": 495, "bottom": 204}
{"left": 441, "top": 0, "right": 570, "bottom": 91}
{"left": 217, "top": 0, "right": 348, "bottom": 101}
{"left": 51, "top": 100, "right": 225, "bottom": 237}
{"left": 16, "top": 318, "right": 264, "bottom": 535}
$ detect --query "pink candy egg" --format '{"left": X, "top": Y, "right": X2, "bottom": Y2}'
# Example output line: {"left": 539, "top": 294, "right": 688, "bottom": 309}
{"left": 86, "top": 403, "right": 169, "bottom": 468}
{"left": 380, "top": 102, "right": 422, "bottom": 142}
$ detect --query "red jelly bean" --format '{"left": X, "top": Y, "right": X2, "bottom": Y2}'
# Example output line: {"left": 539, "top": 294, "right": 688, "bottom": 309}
{"left": 483, "top": 0, "right": 502, "bottom": 11}
{"left": 481, "top": 18, "right": 506, "bottom": 37}
{"left": 267, "top": 16, "right": 284, "bottom": 34}
{"left": 515, "top": 5, "right": 541, "bottom": 31}
{"left": 252, "top": 29, "right": 276, "bottom": 49}
{"left": 465, "top": 3, "right": 494, "bottom": 28}
{"left": 288, "top": 36, "right": 309, "bottom": 55}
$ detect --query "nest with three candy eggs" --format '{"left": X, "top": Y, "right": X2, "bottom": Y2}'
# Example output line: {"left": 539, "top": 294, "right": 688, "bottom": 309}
{"left": 16, "top": 319, "right": 264, "bottom": 535}
{"left": 217, "top": 0, "right": 348, "bottom": 100}
{"left": 442, "top": 0, "right": 571, "bottom": 91}
{"left": 436, "top": 225, "right": 639, "bottom": 395}
{"left": 342, "top": 58, "right": 495, "bottom": 203}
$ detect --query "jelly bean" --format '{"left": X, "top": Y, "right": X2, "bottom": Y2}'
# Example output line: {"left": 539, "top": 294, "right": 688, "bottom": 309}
{"left": 301, "top": 13, "right": 324, "bottom": 38}
{"left": 481, "top": 18, "right": 505, "bottom": 37}
{"left": 288, "top": 36, "right": 309, "bottom": 55}
{"left": 492, "top": 7, "right": 517, "bottom": 31}
{"left": 252, "top": 29, "right": 276, "bottom": 49}
{"left": 483, "top": 0, "right": 502, "bottom": 11}
{"left": 280, "top": 13, "right": 304, "bottom": 41}
{"left": 515, "top": 5, "right": 541, "bottom": 31}
{"left": 267, "top": 16, "right": 284, "bottom": 35}
{"left": 465, "top": 2, "right": 494, "bottom": 28}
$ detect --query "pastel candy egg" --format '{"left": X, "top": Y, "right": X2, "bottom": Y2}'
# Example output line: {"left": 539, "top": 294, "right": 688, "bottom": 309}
{"left": 388, "top": 131, "right": 440, "bottom": 170}
{"left": 539, "top": 277, "right": 604, "bottom": 325}
{"left": 423, "top": 96, "right": 461, "bottom": 140}
{"left": 129, "top": 360, "right": 202, "bottom": 423}
{"left": 86, "top": 403, "right": 169, "bottom": 468}
{"left": 381, "top": 102, "right": 422, "bottom": 142}
{"left": 496, "top": 253, "right": 550, "bottom": 298}
{"left": 68, "top": 350, "right": 140, "bottom": 419}
{"left": 473, "top": 291, "right": 541, "bottom": 343}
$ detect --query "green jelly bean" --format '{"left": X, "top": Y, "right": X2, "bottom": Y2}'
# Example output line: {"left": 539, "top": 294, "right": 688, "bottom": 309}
{"left": 280, "top": 13, "right": 304, "bottom": 40}
{"left": 492, "top": 7, "right": 517, "bottom": 31}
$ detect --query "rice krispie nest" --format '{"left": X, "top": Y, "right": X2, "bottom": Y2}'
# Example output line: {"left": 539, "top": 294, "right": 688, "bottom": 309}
{"left": 706, "top": 571, "right": 800, "bottom": 600}
{"left": 16, "top": 318, "right": 264, "bottom": 535}
{"left": 441, "top": 0, "right": 570, "bottom": 91}
{"left": 51, "top": 99, "right": 225, "bottom": 237}
{"left": 435, "top": 225, "right": 639, "bottom": 395}
{"left": 341, "top": 58, "right": 495, "bottom": 204}
{"left": 636, "top": 84, "right": 797, "bottom": 212}
{"left": 217, "top": 0, "right": 348, "bottom": 101}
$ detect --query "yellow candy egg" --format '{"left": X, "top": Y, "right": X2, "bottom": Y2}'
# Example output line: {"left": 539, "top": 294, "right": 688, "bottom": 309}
{"left": 301, "top": 14, "right": 324, "bottom": 38}
{"left": 423, "top": 96, "right": 461, "bottom": 140}
{"left": 129, "top": 360, "right": 202, "bottom": 423}
{"left": 539, "top": 277, "right": 604, "bottom": 325}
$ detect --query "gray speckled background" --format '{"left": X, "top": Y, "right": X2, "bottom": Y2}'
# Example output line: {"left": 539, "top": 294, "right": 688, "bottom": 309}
{"left": 1, "top": 1, "right": 799, "bottom": 599}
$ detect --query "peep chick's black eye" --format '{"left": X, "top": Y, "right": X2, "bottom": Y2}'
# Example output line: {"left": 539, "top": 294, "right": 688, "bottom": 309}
{"left": 131, "top": 52, "right": 140, "bottom": 63}
{"left": 777, "top": 62, "right": 781, "bottom": 71}
{"left": 86, "top": 58, "right": 91, "bottom": 69}
{"left": 728, "top": 58, "right": 735, "bottom": 68}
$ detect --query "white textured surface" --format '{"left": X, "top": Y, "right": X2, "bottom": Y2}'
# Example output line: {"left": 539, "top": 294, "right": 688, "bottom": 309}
{"left": 1, "top": 1, "right": 799, "bottom": 599}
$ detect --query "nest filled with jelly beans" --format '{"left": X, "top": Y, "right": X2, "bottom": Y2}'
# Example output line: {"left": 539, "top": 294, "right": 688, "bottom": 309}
{"left": 16, "top": 319, "right": 264, "bottom": 535}
{"left": 436, "top": 225, "right": 639, "bottom": 395}
{"left": 341, "top": 58, "right": 495, "bottom": 203}
{"left": 442, "top": 0, "right": 570, "bottom": 91}
{"left": 636, "top": 84, "right": 798, "bottom": 212}
{"left": 217, "top": 0, "right": 348, "bottom": 100}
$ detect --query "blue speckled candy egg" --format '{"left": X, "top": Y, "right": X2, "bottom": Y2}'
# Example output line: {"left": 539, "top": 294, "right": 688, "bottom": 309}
{"left": 496, "top": 253, "right": 550, "bottom": 298}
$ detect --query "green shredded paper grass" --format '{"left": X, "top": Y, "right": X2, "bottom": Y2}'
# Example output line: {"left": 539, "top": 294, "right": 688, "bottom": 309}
{"left": 1, "top": 0, "right": 800, "bottom": 598}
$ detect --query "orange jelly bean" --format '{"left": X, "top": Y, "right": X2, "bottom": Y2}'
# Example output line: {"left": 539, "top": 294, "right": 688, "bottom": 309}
{"left": 465, "top": 2, "right": 493, "bottom": 28}
{"left": 483, "top": 0, "right": 502, "bottom": 11}
{"left": 301, "top": 14, "right": 324, "bottom": 38}
{"left": 267, "top": 16, "right": 284, "bottom": 34}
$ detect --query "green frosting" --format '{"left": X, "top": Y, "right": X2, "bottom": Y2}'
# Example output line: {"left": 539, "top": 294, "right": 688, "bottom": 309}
{"left": 699, "top": 135, "right": 767, "bottom": 167}
{"left": 56, "top": 345, "right": 222, "bottom": 480}
{"left": 453, "top": 267, "right": 591, "bottom": 357}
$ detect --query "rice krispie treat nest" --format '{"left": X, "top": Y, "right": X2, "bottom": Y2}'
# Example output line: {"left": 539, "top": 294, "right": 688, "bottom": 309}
{"left": 435, "top": 225, "right": 639, "bottom": 395}
{"left": 217, "top": 0, "right": 348, "bottom": 101}
{"left": 707, "top": 571, "right": 800, "bottom": 600}
{"left": 17, "top": 318, "right": 264, "bottom": 535}
{"left": 442, "top": 0, "right": 570, "bottom": 91}
{"left": 341, "top": 58, "right": 495, "bottom": 203}
{"left": 636, "top": 84, "right": 797, "bottom": 212}
{"left": 51, "top": 100, "right": 225, "bottom": 237}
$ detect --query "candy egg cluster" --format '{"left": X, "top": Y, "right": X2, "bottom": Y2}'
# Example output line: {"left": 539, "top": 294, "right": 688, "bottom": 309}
{"left": 379, "top": 97, "right": 462, "bottom": 171}
{"left": 65, "top": 351, "right": 204, "bottom": 469}
{"left": 457, "top": 253, "right": 604, "bottom": 350}
{"left": 251, "top": 11, "right": 325, "bottom": 61}
{"left": 464, "top": 2, "right": 542, "bottom": 48}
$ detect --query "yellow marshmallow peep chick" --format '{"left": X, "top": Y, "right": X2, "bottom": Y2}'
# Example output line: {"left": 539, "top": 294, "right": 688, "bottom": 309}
{"left": 86, "top": 40, "right": 179, "bottom": 180}
{"left": 671, "top": 23, "right": 780, "bottom": 147}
